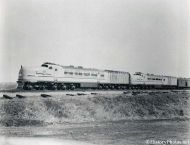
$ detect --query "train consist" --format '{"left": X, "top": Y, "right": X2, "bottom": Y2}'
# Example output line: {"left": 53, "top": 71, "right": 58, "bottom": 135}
{"left": 17, "top": 62, "right": 190, "bottom": 90}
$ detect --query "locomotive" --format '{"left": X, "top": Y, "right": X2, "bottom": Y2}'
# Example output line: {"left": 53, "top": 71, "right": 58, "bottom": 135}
{"left": 17, "top": 62, "right": 190, "bottom": 90}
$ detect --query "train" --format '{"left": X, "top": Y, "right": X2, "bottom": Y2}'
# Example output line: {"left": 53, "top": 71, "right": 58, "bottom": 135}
{"left": 17, "top": 62, "right": 190, "bottom": 90}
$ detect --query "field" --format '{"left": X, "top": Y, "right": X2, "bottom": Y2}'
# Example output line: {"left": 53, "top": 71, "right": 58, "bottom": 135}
{"left": 0, "top": 88, "right": 190, "bottom": 145}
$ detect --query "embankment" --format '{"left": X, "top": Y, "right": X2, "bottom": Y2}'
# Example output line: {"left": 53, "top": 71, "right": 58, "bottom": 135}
{"left": 0, "top": 90, "right": 189, "bottom": 126}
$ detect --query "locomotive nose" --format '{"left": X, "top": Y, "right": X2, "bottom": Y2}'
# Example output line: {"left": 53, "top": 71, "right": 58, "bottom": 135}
{"left": 17, "top": 65, "right": 37, "bottom": 82}
{"left": 17, "top": 65, "right": 24, "bottom": 89}
{"left": 17, "top": 65, "right": 38, "bottom": 89}
{"left": 18, "top": 65, "right": 23, "bottom": 80}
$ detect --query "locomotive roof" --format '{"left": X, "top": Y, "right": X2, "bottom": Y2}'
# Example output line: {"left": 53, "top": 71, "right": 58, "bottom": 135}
{"left": 42, "top": 62, "right": 100, "bottom": 71}
{"left": 105, "top": 70, "right": 129, "bottom": 74}
{"left": 42, "top": 62, "right": 129, "bottom": 73}
{"left": 133, "top": 72, "right": 178, "bottom": 78}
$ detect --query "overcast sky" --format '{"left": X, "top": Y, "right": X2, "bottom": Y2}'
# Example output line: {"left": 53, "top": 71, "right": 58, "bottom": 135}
{"left": 0, "top": 0, "right": 189, "bottom": 82}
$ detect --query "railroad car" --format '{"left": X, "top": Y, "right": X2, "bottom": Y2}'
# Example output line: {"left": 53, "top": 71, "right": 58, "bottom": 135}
{"left": 99, "top": 70, "right": 130, "bottom": 89}
{"left": 130, "top": 72, "right": 177, "bottom": 89}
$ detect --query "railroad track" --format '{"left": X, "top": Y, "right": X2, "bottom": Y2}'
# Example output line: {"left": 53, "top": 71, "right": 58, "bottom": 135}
{"left": 0, "top": 89, "right": 189, "bottom": 99}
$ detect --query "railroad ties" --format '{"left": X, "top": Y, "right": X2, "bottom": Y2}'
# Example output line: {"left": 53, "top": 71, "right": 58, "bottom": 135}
{"left": 41, "top": 94, "right": 52, "bottom": 98}
{"left": 66, "top": 93, "right": 87, "bottom": 96}
{"left": 3, "top": 94, "right": 13, "bottom": 99}
{"left": 132, "top": 91, "right": 141, "bottom": 95}
{"left": 91, "top": 92, "right": 98, "bottom": 95}
{"left": 123, "top": 91, "right": 131, "bottom": 94}
{"left": 3, "top": 94, "right": 26, "bottom": 99}
{"left": 66, "top": 94, "right": 75, "bottom": 96}
{"left": 16, "top": 94, "right": 26, "bottom": 99}
{"left": 77, "top": 93, "right": 87, "bottom": 96}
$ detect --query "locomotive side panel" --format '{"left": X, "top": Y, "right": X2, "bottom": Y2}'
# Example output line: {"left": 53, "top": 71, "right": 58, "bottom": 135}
{"left": 55, "top": 68, "right": 99, "bottom": 86}
{"left": 187, "top": 79, "right": 190, "bottom": 88}
{"left": 131, "top": 73, "right": 146, "bottom": 85}
{"left": 105, "top": 70, "right": 130, "bottom": 84}
{"left": 178, "top": 78, "right": 187, "bottom": 88}
{"left": 19, "top": 66, "right": 55, "bottom": 83}
{"left": 177, "top": 78, "right": 190, "bottom": 88}
{"left": 145, "top": 74, "right": 166, "bottom": 85}
{"left": 166, "top": 76, "right": 177, "bottom": 86}
{"left": 98, "top": 71, "right": 110, "bottom": 84}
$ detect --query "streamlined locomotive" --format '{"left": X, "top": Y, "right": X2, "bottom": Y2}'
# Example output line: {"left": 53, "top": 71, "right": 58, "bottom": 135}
{"left": 17, "top": 62, "right": 130, "bottom": 90}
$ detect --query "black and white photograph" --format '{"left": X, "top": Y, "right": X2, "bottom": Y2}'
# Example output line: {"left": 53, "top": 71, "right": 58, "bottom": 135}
{"left": 0, "top": 0, "right": 190, "bottom": 145}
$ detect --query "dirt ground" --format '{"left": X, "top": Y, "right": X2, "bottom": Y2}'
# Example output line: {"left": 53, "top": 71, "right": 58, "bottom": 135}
{"left": 0, "top": 90, "right": 190, "bottom": 145}
{"left": 0, "top": 119, "right": 190, "bottom": 145}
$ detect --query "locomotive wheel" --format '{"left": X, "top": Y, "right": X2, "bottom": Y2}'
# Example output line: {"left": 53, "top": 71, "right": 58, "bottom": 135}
{"left": 52, "top": 84, "right": 57, "bottom": 90}
{"left": 63, "top": 85, "right": 67, "bottom": 90}
{"left": 57, "top": 84, "right": 62, "bottom": 90}
{"left": 98, "top": 85, "right": 102, "bottom": 90}
{"left": 46, "top": 83, "right": 54, "bottom": 90}
{"left": 23, "top": 83, "right": 32, "bottom": 90}
{"left": 39, "top": 85, "right": 45, "bottom": 90}
{"left": 71, "top": 85, "right": 75, "bottom": 90}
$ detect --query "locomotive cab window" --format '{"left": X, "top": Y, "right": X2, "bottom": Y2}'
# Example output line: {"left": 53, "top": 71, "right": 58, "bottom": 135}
{"left": 49, "top": 66, "right": 53, "bottom": 69}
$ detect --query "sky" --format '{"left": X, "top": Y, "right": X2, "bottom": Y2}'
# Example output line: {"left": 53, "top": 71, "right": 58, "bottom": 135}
{"left": 0, "top": 0, "right": 190, "bottom": 82}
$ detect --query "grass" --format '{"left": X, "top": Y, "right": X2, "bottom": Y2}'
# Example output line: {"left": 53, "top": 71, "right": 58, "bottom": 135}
{"left": 0, "top": 90, "right": 189, "bottom": 126}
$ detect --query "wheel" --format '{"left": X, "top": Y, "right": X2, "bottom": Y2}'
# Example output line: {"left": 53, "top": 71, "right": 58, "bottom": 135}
{"left": 61, "top": 85, "right": 67, "bottom": 90}
{"left": 23, "top": 83, "right": 32, "bottom": 90}
{"left": 71, "top": 85, "right": 75, "bottom": 90}
{"left": 98, "top": 85, "right": 102, "bottom": 90}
